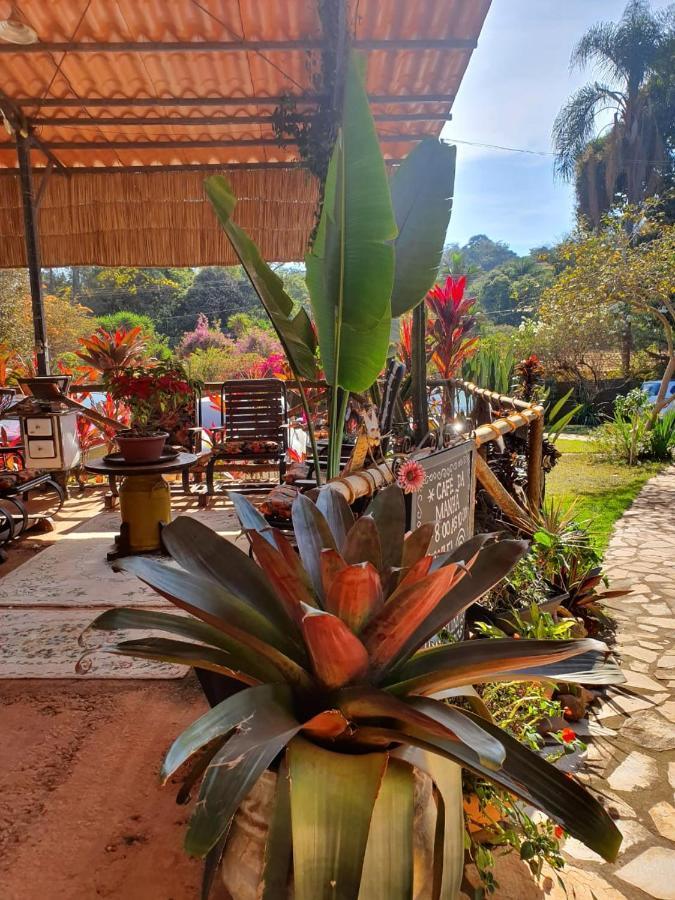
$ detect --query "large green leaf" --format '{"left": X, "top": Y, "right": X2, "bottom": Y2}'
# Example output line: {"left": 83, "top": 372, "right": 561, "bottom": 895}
{"left": 85, "top": 607, "right": 283, "bottom": 684}
{"left": 186, "top": 689, "right": 302, "bottom": 857}
{"left": 358, "top": 759, "right": 414, "bottom": 900}
{"left": 288, "top": 736, "right": 388, "bottom": 900}
{"left": 390, "top": 139, "right": 456, "bottom": 317}
{"left": 305, "top": 53, "right": 397, "bottom": 393}
{"left": 385, "top": 637, "right": 609, "bottom": 695}
{"left": 161, "top": 515, "right": 295, "bottom": 631}
{"left": 163, "top": 684, "right": 291, "bottom": 782}
{"left": 204, "top": 175, "right": 317, "bottom": 381}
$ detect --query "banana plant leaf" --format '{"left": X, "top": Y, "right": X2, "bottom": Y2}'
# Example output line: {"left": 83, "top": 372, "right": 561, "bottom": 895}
{"left": 390, "top": 139, "right": 457, "bottom": 317}
{"left": 385, "top": 637, "right": 610, "bottom": 695}
{"left": 288, "top": 736, "right": 388, "bottom": 900}
{"left": 305, "top": 53, "right": 397, "bottom": 393}
{"left": 204, "top": 175, "right": 318, "bottom": 382}
{"left": 358, "top": 759, "right": 414, "bottom": 900}
{"left": 161, "top": 515, "right": 295, "bottom": 632}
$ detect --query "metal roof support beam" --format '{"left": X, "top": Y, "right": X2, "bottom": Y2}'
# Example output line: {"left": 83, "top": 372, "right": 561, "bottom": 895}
{"left": 0, "top": 160, "right": 406, "bottom": 175}
{"left": 0, "top": 38, "right": 477, "bottom": 54}
{"left": 41, "top": 134, "right": 428, "bottom": 151}
{"left": 12, "top": 93, "right": 455, "bottom": 109}
{"left": 16, "top": 134, "right": 49, "bottom": 376}
{"left": 31, "top": 112, "right": 451, "bottom": 126}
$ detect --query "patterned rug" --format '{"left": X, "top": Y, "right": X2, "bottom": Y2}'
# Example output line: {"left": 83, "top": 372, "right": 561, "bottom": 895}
{"left": 0, "top": 504, "right": 246, "bottom": 679}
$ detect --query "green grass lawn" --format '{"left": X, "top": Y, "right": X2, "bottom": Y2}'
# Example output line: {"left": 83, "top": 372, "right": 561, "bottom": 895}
{"left": 546, "top": 438, "right": 665, "bottom": 550}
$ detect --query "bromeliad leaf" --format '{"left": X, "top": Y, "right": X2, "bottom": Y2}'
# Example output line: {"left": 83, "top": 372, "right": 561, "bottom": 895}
{"left": 118, "top": 556, "right": 311, "bottom": 687}
{"left": 186, "top": 689, "right": 303, "bottom": 857}
{"left": 325, "top": 562, "right": 384, "bottom": 632}
{"left": 288, "top": 737, "right": 388, "bottom": 900}
{"left": 292, "top": 493, "right": 337, "bottom": 601}
{"left": 162, "top": 684, "right": 293, "bottom": 783}
{"left": 247, "top": 528, "right": 318, "bottom": 621}
{"left": 358, "top": 759, "right": 414, "bottom": 899}
{"left": 161, "top": 515, "right": 293, "bottom": 631}
{"left": 316, "top": 487, "right": 355, "bottom": 548}
{"left": 342, "top": 514, "right": 383, "bottom": 571}
{"left": 228, "top": 490, "right": 276, "bottom": 546}
{"left": 365, "top": 484, "right": 406, "bottom": 573}
{"left": 300, "top": 605, "right": 369, "bottom": 689}
{"left": 361, "top": 565, "right": 463, "bottom": 675}
{"left": 385, "top": 637, "right": 611, "bottom": 695}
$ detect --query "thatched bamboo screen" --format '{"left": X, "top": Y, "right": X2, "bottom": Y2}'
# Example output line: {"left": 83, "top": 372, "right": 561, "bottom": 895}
{"left": 0, "top": 168, "right": 318, "bottom": 267}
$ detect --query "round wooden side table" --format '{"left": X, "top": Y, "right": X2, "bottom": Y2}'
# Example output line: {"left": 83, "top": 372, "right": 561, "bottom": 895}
{"left": 84, "top": 452, "right": 197, "bottom": 559}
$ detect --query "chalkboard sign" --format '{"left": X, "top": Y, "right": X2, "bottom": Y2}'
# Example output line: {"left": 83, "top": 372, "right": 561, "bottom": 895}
{"left": 410, "top": 440, "right": 475, "bottom": 557}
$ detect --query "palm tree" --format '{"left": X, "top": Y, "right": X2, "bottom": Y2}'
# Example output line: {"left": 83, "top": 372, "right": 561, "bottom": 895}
{"left": 553, "top": 0, "right": 674, "bottom": 226}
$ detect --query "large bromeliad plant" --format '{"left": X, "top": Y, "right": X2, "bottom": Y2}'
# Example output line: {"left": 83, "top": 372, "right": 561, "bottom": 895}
{"left": 86, "top": 485, "right": 622, "bottom": 898}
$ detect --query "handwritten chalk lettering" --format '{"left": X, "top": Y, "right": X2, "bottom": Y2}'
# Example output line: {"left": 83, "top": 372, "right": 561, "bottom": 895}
{"left": 411, "top": 442, "right": 475, "bottom": 557}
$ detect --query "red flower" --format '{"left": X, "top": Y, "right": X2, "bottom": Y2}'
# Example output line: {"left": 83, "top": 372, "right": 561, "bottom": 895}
{"left": 554, "top": 825, "right": 564, "bottom": 840}
{"left": 561, "top": 727, "right": 576, "bottom": 744}
{"left": 396, "top": 459, "right": 425, "bottom": 494}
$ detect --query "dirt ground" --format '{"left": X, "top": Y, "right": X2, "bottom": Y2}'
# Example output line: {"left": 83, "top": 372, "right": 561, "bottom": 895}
{"left": 0, "top": 675, "right": 211, "bottom": 900}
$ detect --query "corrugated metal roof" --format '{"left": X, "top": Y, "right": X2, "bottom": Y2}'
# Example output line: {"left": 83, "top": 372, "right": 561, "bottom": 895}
{"left": 0, "top": 0, "right": 490, "bottom": 170}
{"left": 0, "top": 0, "right": 491, "bottom": 266}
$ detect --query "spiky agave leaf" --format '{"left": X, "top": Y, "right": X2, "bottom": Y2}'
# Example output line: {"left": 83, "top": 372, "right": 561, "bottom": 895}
{"left": 89, "top": 483, "right": 624, "bottom": 898}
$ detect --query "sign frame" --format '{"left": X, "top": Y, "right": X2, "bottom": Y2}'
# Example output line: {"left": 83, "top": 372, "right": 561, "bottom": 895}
{"left": 409, "top": 440, "right": 476, "bottom": 557}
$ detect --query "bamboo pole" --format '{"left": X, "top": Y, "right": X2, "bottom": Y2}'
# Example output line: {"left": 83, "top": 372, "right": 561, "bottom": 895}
{"left": 473, "top": 405, "right": 544, "bottom": 447}
{"left": 474, "top": 453, "right": 532, "bottom": 527}
{"left": 322, "top": 461, "right": 395, "bottom": 504}
{"left": 527, "top": 415, "right": 544, "bottom": 509}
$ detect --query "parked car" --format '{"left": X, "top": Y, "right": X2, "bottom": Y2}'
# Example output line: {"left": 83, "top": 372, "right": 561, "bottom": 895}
{"left": 641, "top": 380, "right": 675, "bottom": 414}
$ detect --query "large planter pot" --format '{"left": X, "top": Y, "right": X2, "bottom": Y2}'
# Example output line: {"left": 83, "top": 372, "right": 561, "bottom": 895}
{"left": 221, "top": 768, "right": 439, "bottom": 900}
{"left": 115, "top": 431, "right": 168, "bottom": 464}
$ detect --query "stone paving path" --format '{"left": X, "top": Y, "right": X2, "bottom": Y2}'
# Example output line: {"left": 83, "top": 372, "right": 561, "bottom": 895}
{"left": 559, "top": 465, "right": 675, "bottom": 899}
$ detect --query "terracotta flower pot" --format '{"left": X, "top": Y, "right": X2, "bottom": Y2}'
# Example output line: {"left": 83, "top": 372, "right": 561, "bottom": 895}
{"left": 221, "top": 768, "right": 440, "bottom": 900}
{"left": 115, "top": 431, "right": 168, "bottom": 464}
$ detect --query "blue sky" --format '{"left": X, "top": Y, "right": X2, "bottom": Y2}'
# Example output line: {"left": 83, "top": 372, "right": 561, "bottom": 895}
{"left": 443, "top": 0, "right": 672, "bottom": 255}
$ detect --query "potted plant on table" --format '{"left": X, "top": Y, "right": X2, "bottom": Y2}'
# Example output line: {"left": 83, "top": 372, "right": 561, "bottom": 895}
{"left": 105, "top": 361, "right": 195, "bottom": 463}
{"left": 84, "top": 484, "right": 623, "bottom": 899}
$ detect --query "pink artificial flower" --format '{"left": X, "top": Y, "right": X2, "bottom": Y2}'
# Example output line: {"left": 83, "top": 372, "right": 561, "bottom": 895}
{"left": 397, "top": 459, "right": 425, "bottom": 494}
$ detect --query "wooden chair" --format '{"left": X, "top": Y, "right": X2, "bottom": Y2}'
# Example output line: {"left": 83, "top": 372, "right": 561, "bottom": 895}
{"left": 205, "top": 379, "right": 288, "bottom": 497}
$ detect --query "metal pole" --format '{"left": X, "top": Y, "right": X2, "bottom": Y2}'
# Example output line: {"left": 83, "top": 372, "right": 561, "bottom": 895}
{"left": 16, "top": 134, "right": 49, "bottom": 375}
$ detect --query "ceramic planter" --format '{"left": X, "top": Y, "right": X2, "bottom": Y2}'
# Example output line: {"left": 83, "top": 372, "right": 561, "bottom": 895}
{"left": 115, "top": 430, "right": 168, "bottom": 464}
